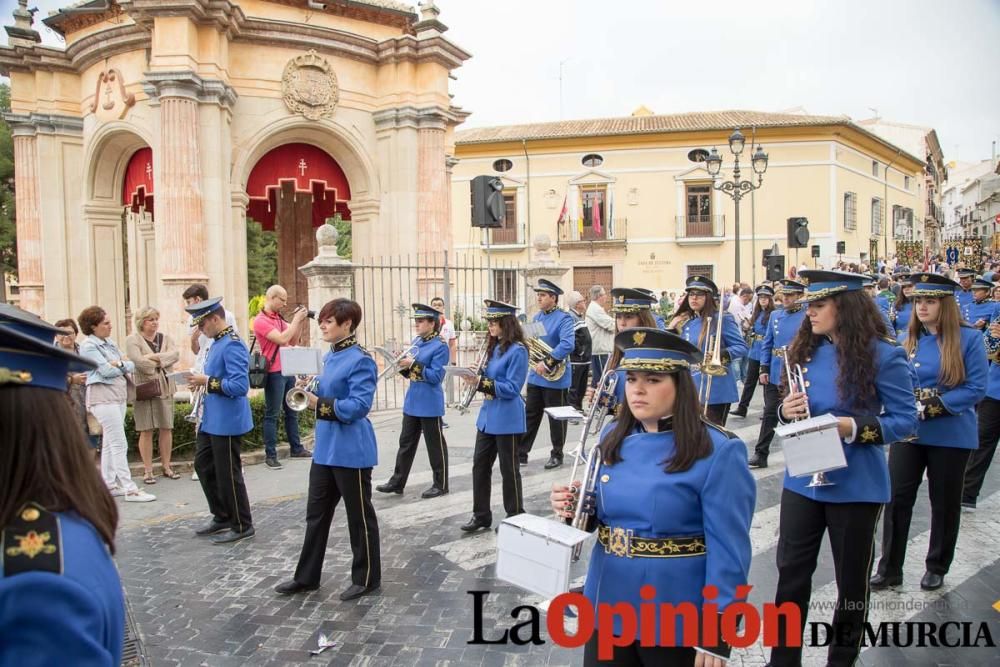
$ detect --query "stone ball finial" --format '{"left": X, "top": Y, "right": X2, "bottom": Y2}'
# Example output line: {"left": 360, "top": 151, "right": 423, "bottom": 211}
{"left": 316, "top": 223, "right": 339, "bottom": 255}
{"left": 533, "top": 234, "right": 552, "bottom": 252}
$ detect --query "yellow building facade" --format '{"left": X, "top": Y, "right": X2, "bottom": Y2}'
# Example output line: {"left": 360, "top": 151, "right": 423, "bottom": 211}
{"left": 451, "top": 111, "right": 927, "bottom": 294}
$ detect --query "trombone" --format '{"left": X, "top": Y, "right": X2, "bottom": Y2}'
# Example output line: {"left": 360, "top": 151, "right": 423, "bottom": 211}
{"left": 781, "top": 345, "right": 834, "bottom": 488}
{"left": 374, "top": 343, "right": 419, "bottom": 382}
{"left": 697, "top": 310, "right": 728, "bottom": 415}
{"left": 454, "top": 338, "right": 490, "bottom": 415}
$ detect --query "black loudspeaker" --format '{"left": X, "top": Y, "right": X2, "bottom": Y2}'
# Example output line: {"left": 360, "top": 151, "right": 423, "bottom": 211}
{"left": 765, "top": 255, "right": 785, "bottom": 281}
{"left": 762, "top": 248, "right": 772, "bottom": 267}
{"left": 470, "top": 176, "right": 505, "bottom": 228}
{"left": 836, "top": 241, "right": 846, "bottom": 254}
{"left": 811, "top": 245, "right": 820, "bottom": 258}
{"left": 787, "top": 217, "right": 810, "bottom": 248}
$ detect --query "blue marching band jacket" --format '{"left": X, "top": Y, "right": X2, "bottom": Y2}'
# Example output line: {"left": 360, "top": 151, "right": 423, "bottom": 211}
{"left": 399, "top": 333, "right": 450, "bottom": 418}
{"left": 202, "top": 326, "right": 254, "bottom": 436}
{"left": 892, "top": 300, "right": 912, "bottom": 336}
{"left": 957, "top": 288, "right": 975, "bottom": 319}
{"left": 901, "top": 325, "right": 987, "bottom": 449}
{"left": 475, "top": 342, "right": 529, "bottom": 435}
{"left": 313, "top": 335, "right": 379, "bottom": 469}
{"left": 759, "top": 305, "right": 807, "bottom": 381}
{"left": 747, "top": 309, "right": 771, "bottom": 362}
{"left": 966, "top": 297, "right": 999, "bottom": 328}
{"left": 680, "top": 314, "right": 748, "bottom": 405}
{"left": 526, "top": 308, "right": 575, "bottom": 390}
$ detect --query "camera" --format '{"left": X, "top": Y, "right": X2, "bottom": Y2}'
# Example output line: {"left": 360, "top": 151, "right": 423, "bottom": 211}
{"left": 294, "top": 305, "right": 316, "bottom": 319}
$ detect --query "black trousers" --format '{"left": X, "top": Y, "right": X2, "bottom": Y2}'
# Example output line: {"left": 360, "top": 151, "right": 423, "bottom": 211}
{"left": 704, "top": 403, "right": 730, "bottom": 427}
{"left": 964, "top": 397, "right": 1000, "bottom": 505}
{"left": 195, "top": 431, "right": 253, "bottom": 533}
{"left": 471, "top": 431, "right": 524, "bottom": 524}
{"left": 519, "top": 384, "right": 568, "bottom": 459}
{"left": 878, "top": 442, "right": 972, "bottom": 577}
{"left": 754, "top": 383, "right": 781, "bottom": 458}
{"left": 387, "top": 414, "right": 449, "bottom": 491}
{"left": 769, "top": 489, "right": 881, "bottom": 667}
{"left": 736, "top": 359, "right": 761, "bottom": 412}
{"left": 569, "top": 362, "right": 590, "bottom": 411}
{"left": 583, "top": 634, "right": 695, "bottom": 666}
{"left": 292, "top": 463, "right": 381, "bottom": 588}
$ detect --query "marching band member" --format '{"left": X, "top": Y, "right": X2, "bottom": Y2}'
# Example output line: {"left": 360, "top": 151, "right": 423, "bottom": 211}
{"left": 518, "top": 279, "right": 575, "bottom": 469}
{"left": 635, "top": 287, "right": 667, "bottom": 329}
{"left": 551, "top": 328, "right": 755, "bottom": 666}
{"left": 275, "top": 299, "right": 381, "bottom": 601}
{"left": 731, "top": 285, "right": 775, "bottom": 418}
{"left": 966, "top": 277, "right": 998, "bottom": 329}
{"left": 185, "top": 297, "right": 255, "bottom": 545}
{"left": 955, "top": 268, "right": 975, "bottom": 318}
{"left": 963, "top": 314, "right": 1000, "bottom": 512}
{"left": 864, "top": 277, "right": 895, "bottom": 332}
{"left": 586, "top": 288, "right": 661, "bottom": 410}
{"left": 872, "top": 273, "right": 987, "bottom": 591}
{"left": 891, "top": 274, "right": 913, "bottom": 336}
{"left": 376, "top": 304, "right": 450, "bottom": 498}
{"left": 0, "top": 307, "right": 124, "bottom": 665}
{"left": 461, "top": 300, "right": 529, "bottom": 533}
{"left": 672, "top": 275, "right": 747, "bottom": 427}
{"left": 769, "top": 270, "right": 917, "bottom": 667}
{"left": 749, "top": 279, "right": 806, "bottom": 468}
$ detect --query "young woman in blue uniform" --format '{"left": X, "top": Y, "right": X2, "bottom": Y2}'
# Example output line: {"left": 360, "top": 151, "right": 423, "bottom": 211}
{"left": 0, "top": 305, "right": 124, "bottom": 666}
{"left": 461, "top": 300, "right": 529, "bottom": 533}
{"left": 731, "top": 284, "right": 775, "bottom": 418}
{"left": 551, "top": 328, "right": 755, "bottom": 666}
{"left": 275, "top": 298, "right": 381, "bottom": 601}
{"left": 963, "top": 314, "right": 1000, "bottom": 511}
{"left": 376, "top": 303, "right": 451, "bottom": 498}
{"left": 955, "top": 268, "right": 975, "bottom": 318}
{"left": 586, "top": 287, "right": 659, "bottom": 410}
{"left": 966, "top": 277, "right": 998, "bottom": 330}
{"left": 634, "top": 287, "right": 667, "bottom": 329}
{"left": 890, "top": 274, "right": 913, "bottom": 336}
{"left": 749, "top": 280, "right": 806, "bottom": 468}
{"left": 769, "top": 270, "right": 917, "bottom": 667}
{"left": 872, "top": 273, "right": 987, "bottom": 592}
{"left": 670, "top": 275, "right": 747, "bottom": 427}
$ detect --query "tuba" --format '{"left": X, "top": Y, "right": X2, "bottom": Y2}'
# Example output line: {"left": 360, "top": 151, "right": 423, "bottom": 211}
{"left": 782, "top": 345, "right": 834, "bottom": 488}
{"left": 526, "top": 336, "right": 567, "bottom": 382}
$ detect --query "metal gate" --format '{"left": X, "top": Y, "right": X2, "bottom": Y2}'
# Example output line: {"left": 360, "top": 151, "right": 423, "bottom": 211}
{"left": 351, "top": 252, "right": 528, "bottom": 411}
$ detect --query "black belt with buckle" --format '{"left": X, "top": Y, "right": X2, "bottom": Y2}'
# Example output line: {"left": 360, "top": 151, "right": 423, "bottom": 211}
{"left": 597, "top": 524, "right": 706, "bottom": 559}
{"left": 915, "top": 387, "right": 940, "bottom": 401}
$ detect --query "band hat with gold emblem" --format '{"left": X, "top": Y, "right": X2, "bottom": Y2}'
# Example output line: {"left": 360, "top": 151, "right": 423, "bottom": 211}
{"left": 184, "top": 296, "right": 224, "bottom": 325}
{"left": 614, "top": 327, "right": 701, "bottom": 374}
{"left": 685, "top": 275, "right": 719, "bottom": 297}
{"left": 956, "top": 268, "right": 976, "bottom": 279}
{"left": 778, "top": 279, "right": 807, "bottom": 293}
{"left": 610, "top": 287, "right": 654, "bottom": 314}
{"left": 971, "top": 278, "right": 993, "bottom": 291}
{"left": 0, "top": 307, "right": 97, "bottom": 391}
{"left": 755, "top": 285, "right": 775, "bottom": 298}
{"left": 483, "top": 299, "right": 519, "bottom": 320}
{"left": 795, "top": 270, "right": 867, "bottom": 303}
{"left": 893, "top": 272, "right": 913, "bottom": 285}
{"left": 410, "top": 303, "right": 440, "bottom": 319}
{"left": 633, "top": 287, "right": 659, "bottom": 304}
{"left": 532, "top": 279, "right": 563, "bottom": 296}
{"left": 909, "top": 272, "right": 960, "bottom": 297}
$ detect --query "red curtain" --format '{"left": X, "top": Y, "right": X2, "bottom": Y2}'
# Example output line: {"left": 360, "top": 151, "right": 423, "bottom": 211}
{"left": 122, "top": 147, "right": 154, "bottom": 216}
{"left": 246, "top": 143, "right": 352, "bottom": 230}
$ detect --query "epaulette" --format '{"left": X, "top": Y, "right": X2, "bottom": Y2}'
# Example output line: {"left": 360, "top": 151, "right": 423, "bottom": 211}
{"left": 228, "top": 330, "right": 241, "bottom": 341}
{"left": 701, "top": 418, "right": 738, "bottom": 440}
{"left": 1, "top": 502, "right": 62, "bottom": 577}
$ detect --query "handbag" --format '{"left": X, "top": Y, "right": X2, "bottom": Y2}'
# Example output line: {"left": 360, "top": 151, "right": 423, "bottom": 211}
{"left": 248, "top": 336, "right": 278, "bottom": 389}
{"left": 86, "top": 411, "right": 103, "bottom": 436}
{"left": 134, "top": 334, "right": 166, "bottom": 401}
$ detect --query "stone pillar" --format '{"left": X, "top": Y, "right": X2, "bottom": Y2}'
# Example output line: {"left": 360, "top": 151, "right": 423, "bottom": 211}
{"left": 10, "top": 129, "right": 43, "bottom": 315}
{"left": 524, "top": 234, "right": 570, "bottom": 319}
{"left": 299, "top": 224, "right": 354, "bottom": 346}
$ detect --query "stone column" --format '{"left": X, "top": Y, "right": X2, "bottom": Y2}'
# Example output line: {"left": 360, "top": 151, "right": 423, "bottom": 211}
{"left": 524, "top": 234, "right": 570, "bottom": 319}
{"left": 10, "top": 128, "right": 43, "bottom": 314}
{"left": 299, "top": 225, "right": 354, "bottom": 346}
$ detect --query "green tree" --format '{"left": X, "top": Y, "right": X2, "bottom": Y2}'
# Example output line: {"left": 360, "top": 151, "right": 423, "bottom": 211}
{"left": 245, "top": 218, "right": 277, "bottom": 297}
{"left": 0, "top": 83, "right": 17, "bottom": 293}
{"left": 329, "top": 214, "right": 352, "bottom": 259}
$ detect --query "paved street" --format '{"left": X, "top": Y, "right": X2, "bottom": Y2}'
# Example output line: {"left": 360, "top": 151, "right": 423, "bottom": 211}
{"left": 115, "top": 392, "right": 1000, "bottom": 667}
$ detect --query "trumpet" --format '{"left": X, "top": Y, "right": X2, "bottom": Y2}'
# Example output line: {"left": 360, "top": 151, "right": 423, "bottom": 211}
{"left": 526, "top": 336, "right": 566, "bottom": 382}
{"left": 185, "top": 386, "right": 204, "bottom": 428}
{"left": 697, "top": 311, "right": 727, "bottom": 415}
{"left": 286, "top": 376, "right": 320, "bottom": 412}
{"left": 374, "top": 343, "right": 419, "bottom": 382}
{"left": 454, "top": 338, "right": 490, "bottom": 415}
{"left": 782, "top": 346, "right": 834, "bottom": 488}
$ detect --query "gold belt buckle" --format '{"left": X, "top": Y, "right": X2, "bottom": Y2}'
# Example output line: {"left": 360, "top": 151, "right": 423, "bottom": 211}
{"left": 605, "top": 526, "right": 634, "bottom": 558}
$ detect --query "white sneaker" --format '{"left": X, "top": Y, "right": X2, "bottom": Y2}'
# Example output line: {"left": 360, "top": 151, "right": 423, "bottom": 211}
{"left": 109, "top": 487, "right": 126, "bottom": 497}
{"left": 125, "top": 490, "right": 156, "bottom": 503}
{"left": 191, "top": 471, "right": 199, "bottom": 481}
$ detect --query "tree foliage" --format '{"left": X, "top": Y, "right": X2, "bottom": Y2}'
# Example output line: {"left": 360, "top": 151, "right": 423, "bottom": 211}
{"left": 0, "top": 83, "right": 16, "bottom": 284}
{"left": 330, "top": 215, "right": 352, "bottom": 259}
{"left": 246, "top": 218, "right": 277, "bottom": 297}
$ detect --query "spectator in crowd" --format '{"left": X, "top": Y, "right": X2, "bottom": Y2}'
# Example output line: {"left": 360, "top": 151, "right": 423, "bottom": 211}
{"left": 728, "top": 287, "right": 755, "bottom": 383}
{"left": 585, "top": 285, "right": 615, "bottom": 386}
{"left": 253, "top": 285, "right": 313, "bottom": 470}
{"left": 565, "top": 291, "right": 592, "bottom": 410}
{"left": 78, "top": 306, "right": 155, "bottom": 503}
{"left": 658, "top": 290, "right": 672, "bottom": 318}
{"left": 54, "top": 318, "right": 99, "bottom": 459}
{"left": 126, "top": 307, "right": 180, "bottom": 484}
{"left": 430, "top": 297, "right": 457, "bottom": 363}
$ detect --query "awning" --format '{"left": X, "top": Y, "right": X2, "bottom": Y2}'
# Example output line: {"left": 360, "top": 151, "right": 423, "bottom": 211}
{"left": 122, "top": 147, "right": 154, "bottom": 215}
{"left": 246, "top": 143, "right": 352, "bottom": 230}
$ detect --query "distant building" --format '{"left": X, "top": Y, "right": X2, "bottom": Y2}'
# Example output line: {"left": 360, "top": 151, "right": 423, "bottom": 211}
{"left": 941, "top": 160, "right": 998, "bottom": 242}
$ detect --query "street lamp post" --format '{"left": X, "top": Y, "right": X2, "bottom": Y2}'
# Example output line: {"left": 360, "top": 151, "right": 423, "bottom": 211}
{"left": 700, "top": 129, "right": 768, "bottom": 284}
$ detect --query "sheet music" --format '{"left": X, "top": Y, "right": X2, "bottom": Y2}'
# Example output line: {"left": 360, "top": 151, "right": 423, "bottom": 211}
{"left": 444, "top": 365, "right": 477, "bottom": 378}
{"left": 523, "top": 321, "right": 547, "bottom": 339}
{"left": 775, "top": 413, "right": 847, "bottom": 477}
{"left": 544, "top": 406, "right": 585, "bottom": 421}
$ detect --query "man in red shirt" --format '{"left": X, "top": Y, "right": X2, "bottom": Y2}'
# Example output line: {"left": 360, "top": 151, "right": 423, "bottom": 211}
{"left": 253, "top": 285, "right": 312, "bottom": 469}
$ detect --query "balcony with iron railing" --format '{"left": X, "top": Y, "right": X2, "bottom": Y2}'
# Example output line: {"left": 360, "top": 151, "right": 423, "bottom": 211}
{"left": 558, "top": 217, "right": 628, "bottom": 250}
{"left": 480, "top": 222, "right": 527, "bottom": 250}
{"left": 675, "top": 214, "right": 725, "bottom": 244}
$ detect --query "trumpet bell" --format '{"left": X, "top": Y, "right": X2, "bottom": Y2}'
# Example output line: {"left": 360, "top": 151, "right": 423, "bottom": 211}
{"left": 286, "top": 387, "right": 311, "bottom": 412}
{"left": 700, "top": 362, "right": 728, "bottom": 377}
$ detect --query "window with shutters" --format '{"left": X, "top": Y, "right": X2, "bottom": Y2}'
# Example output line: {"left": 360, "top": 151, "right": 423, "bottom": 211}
{"left": 844, "top": 192, "right": 857, "bottom": 231}
{"left": 493, "top": 269, "right": 518, "bottom": 305}
{"left": 686, "top": 265, "right": 714, "bottom": 281}
{"left": 871, "top": 197, "right": 883, "bottom": 236}
{"left": 489, "top": 190, "right": 519, "bottom": 244}
{"left": 685, "top": 183, "right": 714, "bottom": 236}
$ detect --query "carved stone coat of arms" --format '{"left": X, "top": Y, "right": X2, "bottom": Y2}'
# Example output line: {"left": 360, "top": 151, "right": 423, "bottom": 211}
{"left": 282, "top": 50, "right": 339, "bottom": 121}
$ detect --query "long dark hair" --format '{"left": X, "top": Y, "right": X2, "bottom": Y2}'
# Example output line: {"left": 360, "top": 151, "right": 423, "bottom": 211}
{"left": 607, "top": 310, "right": 659, "bottom": 370}
{"left": 486, "top": 314, "right": 525, "bottom": 357}
{"left": 673, "top": 292, "right": 720, "bottom": 347}
{"left": 0, "top": 387, "right": 119, "bottom": 553}
{"left": 601, "top": 370, "right": 713, "bottom": 473}
{"left": 751, "top": 294, "right": 775, "bottom": 327}
{"left": 786, "top": 290, "right": 888, "bottom": 410}
{"left": 895, "top": 284, "right": 911, "bottom": 309}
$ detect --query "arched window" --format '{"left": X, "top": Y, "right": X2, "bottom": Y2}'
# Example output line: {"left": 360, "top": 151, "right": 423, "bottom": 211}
{"left": 581, "top": 153, "right": 604, "bottom": 168}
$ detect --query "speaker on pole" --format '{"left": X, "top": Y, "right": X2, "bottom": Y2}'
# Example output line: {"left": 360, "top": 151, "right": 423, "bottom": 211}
{"left": 787, "top": 217, "right": 810, "bottom": 248}
{"left": 836, "top": 241, "right": 846, "bottom": 255}
{"left": 811, "top": 245, "right": 820, "bottom": 258}
{"left": 470, "top": 175, "right": 505, "bottom": 228}
{"left": 765, "top": 255, "right": 785, "bottom": 281}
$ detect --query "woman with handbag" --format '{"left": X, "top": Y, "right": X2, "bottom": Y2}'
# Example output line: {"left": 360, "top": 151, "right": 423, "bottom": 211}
{"left": 78, "top": 306, "right": 156, "bottom": 503}
{"left": 54, "top": 318, "right": 101, "bottom": 461}
{"left": 126, "top": 307, "right": 181, "bottom": 484}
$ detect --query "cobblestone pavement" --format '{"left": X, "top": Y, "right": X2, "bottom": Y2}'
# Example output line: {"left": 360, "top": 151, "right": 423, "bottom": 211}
{"left": 115, "top": 394, "right": 1000, "bottom": 666}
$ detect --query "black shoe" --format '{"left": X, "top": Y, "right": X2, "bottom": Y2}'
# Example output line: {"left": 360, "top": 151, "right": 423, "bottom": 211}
{"left": 265, "top": 458, "right": 283, "bottom": 470}
{"left": 275, "top": 580, "right": 319, "bottom": 595}
{"left": 961, "top": 501, "right": 976, "bottom": 512}
{"left": 869, "top": 572, "right": 902, "bottom": 590}
{"left": 195, "top": 519, "right": 229, "bottom": 536}
{"left": 748, "top": 455, "right": 768, "bottom": 469}
{"left": 544, "top": 456, "right": 563, "bottom": 470}
{"left": 460, "top": 517, "right": 491, "bottom": 533}
{"left": 730, "top": 408, "right": 748, "bottom": 418}
{"left": 518, "top": 453, "right": 528, "bottom": 465}
{"left": 421, "top": 486, "right": 448, "bottom": 499}
{"left": 339, "top": 583, "right": 380, "bottom": 601}
{"left": 376, "top": 482, "right": 404, "bottom": 495}
{"left": 211, "top": 527, "right": 255, "bottom": 544}
{"left": 920, "top": 571, "right": 944, "bottom": 591}
{"left": 290, "top": 449, "right": 312, "bottom": 458}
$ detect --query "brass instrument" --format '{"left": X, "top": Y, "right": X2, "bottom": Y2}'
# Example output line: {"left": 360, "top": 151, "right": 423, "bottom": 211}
{"left": 526, "top": 336, "right": 567, "bottom": 382}
{"left": 374, "top": 343, "right": 420, "bottom": 382}
{"left": 697, "top": 311, "right": 728, "bottom": 415}
{"left": 185, "top": 386, "right": 204, "bottom": 429}
{"left": 286, "top": 376, "right": 319, "bottom": 412}
{"left": 782, "top": 346, "right": 834, "bottom": 488}
{"left": 666, "top": 312, "right": 691, "bottom": 333}
{"left": 454, "top": 338, "right": 490, "bottom": 415}
{"left": 985, "top": 312, "right": 1000, "bottom": 363}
